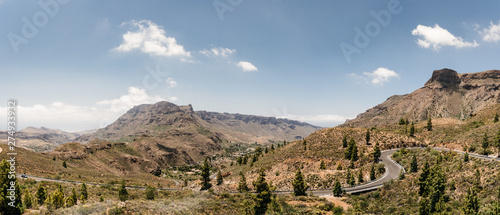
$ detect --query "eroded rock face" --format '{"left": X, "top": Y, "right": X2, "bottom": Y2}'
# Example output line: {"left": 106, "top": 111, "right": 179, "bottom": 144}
{"left": 424, "top": 68, "right": 461, "bottom": 89}
{"left": 345, "top": 68, "right": 500, "bottom": 127}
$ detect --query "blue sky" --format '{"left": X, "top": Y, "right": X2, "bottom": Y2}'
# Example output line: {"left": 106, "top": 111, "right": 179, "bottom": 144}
{"left": 1, "top": 0, "right": 499, "bottom": 131}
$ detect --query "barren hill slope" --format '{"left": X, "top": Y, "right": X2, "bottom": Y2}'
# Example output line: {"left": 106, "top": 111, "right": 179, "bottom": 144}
{"left": 345, "top": 69, "right": 500, "bottom": 127}
{"left": 0, "top": 127, "right": 80, "bottom": 152}
{"left": 77, "top": 101, "right": 320, "bottom": 165}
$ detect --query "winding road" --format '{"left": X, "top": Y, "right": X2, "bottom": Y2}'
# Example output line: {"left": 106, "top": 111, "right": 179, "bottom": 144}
{"left": 20, "top": 147, "right": 498, "bottom": 197}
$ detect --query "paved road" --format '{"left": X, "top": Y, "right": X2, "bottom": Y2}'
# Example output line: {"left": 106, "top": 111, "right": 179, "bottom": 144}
{"left": 291, "top": 149, "right": 403, "bottom": 196}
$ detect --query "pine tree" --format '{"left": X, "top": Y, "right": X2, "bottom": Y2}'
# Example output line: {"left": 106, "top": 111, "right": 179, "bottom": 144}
{"left": 255, "top": 146, "right": 263, "bottom": 155}
{"left": 495, "top": 113, "right": 499, "bottom": 123}
{"left": 23, "top": 188, "right": 33, "bottom": 209}
{"left": 216, "top": 169, "right": 223, "bottom": 185}
{"left": 358, "top": 169, "right": 364, "bottom": 183}
{"left": 243, "top": 155, "right": 248, "bottom": 164}
{"left": 65, "top": 196, "right": 75, "bottom": 207}
{"left": 271, "top": 144, "right": 275, "bottom": 151}
{"left": 80, "top": 183, "right": 88, "bottom": 201}
{"left": 99, "top": 195, "right": 104, "bottom": 202}
{"left": 71, "top": 187, "right": 77, "bottom": 205}
{"left": 410, "top": 122, "right": 415, "bottom": 137}
{"left": 423, "top": 165, "right": 447, "bottom": 213}
{"left": 410, "top": 154, "right": 418, "bottom": 173}
{"left": 52, "top": 189, "right": 65, "bottom": 209}
{"left": 320, "top": 160, "right": 326, "bottom": 170}
{"left": 345, "top": 137, "right": 359, "bottom": 161}
{"left": 427, "top": 117, "right": 432, "bottom": 131}
{"left": 474, "top": 169, "right": 481, "bottom": 189}
{"left": 399, "top": 118, "right": 406, "bottom": 125}
{"left": 292, "top": 168, "right": 309, "bottom": 196}
{"left": 237, "top": 156, "right": 242, "bottom": 165}
{"left": 464, "top": 152, "right": 470, "bottom": 162}
{"left": 365, "top": 129, "right": 370, "bottom": 144}
{"left": 145, "top": 185, "right": 155, "bottom": 200}
{"left": 418, "top": 198, "right": 430, "bottom": 215}
{"left": 252, "top": 154, "right": 258, "bottom": 163}
{"left": 342, "top": 135, "right": 348, "bottom": 148}
{"left": 370, "top": 165, "right": 376, "bottom": 180}
{"left": 200, "top": 157, "right": 211, "bottom": 190}
{"left": 62, "top": 160, "right": 67, "bottom": 168}
{"left": 0, "top": 159, "right": 23, "bottom": 214}
{"left": 462, "top": 187, "right": 479, "bottom": 214}
{"left": 351, "top": 143, "right": 359, "bottom": 162}
{"left": 336, "top": 162, "right": 343, "bottom": 170}
{"left": 398, "top": 170, "right": 405, "bottom": 180}
{"left": 418, "top": 161, "right": 430, "bottom": 196}
{"left": 349, "top": 171, "right": 356, "bottom": 186}
{"left": 482, "top": 132, "right": 489, "bottom": 155}
{"left": 332, "top": 179, "right": 342, "bottom": 197}
{"left": 238, "top": 172, "right": 249, "bottom": 193}
{"left": 264, "top": 147, "right": 269, "bottom": 154}
{"left": 373, "top": 142, "right": 381, "bottom": 163}
{"left": 346, "top": 169, "right": 352, "bottom": 185}
{"left": 253, "top": 168, "right": 271, "bottom": 214}
{"left": 44, "top": 195, "right": 52, "bottom": 210}
{"left": 303, "top": 140, "right": 307, "bottom": 150}
{"left": 57, "top": 184, "right": 64, "bottom": 198}
{"left": 35, "top": 184, "right": 46, "bottom": 205}
{"left": 119, "top": 181, "right": 129, "bottom": 201}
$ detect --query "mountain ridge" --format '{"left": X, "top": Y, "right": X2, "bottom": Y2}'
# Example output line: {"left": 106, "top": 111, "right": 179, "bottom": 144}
{"left": 344, "top": 68, "right": 500, "bottom": 127}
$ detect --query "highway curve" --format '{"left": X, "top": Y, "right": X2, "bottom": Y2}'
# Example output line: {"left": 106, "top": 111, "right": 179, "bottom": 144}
{"left": 307, "top": 149, "right": 403, "bottom": 196}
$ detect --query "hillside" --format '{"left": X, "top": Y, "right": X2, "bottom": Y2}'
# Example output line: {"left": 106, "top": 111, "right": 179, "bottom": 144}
{"left": 77, "top": 101, "right": 320, "bottom": 165}
{"left": 0, "top": 127, "right": 80, "bottom": 152}
{"left": 345, "top": 69, "right": 500, "bottom": 127}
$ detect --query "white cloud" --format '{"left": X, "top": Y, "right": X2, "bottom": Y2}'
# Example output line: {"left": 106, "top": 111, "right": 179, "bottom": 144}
{"left": 237, "top": 61, "right": 258, "bottom": 72}
{"left": 411, "top": 24, "right": 479, "bottom": 51}
{"left": 362, "top": 67, "right": 399, "bottom": 85}
{"left": 166, "top": 78, "right": 178, "bottom": 88}
{"left": 113, "top": 20, "right": 190, "bottom": 58}
{"left": 0, "top": 87, "right": 176, "bottom": 131}
{"left": 200, "top": 47, "right": 236, "bottom": 57}
{"left": 480, "top": 21, "right": 500, "bottom": 42}
{"left": 97, "top": 87, "right": 165, "bottom": 113}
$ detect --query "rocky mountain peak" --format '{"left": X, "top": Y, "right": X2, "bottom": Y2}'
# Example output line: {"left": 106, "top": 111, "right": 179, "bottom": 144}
{"left": 424, "top": 68, "right": 461, "bottom": 89}
{"left": 345, "top": 68, "right": 500, "bottom": 127}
